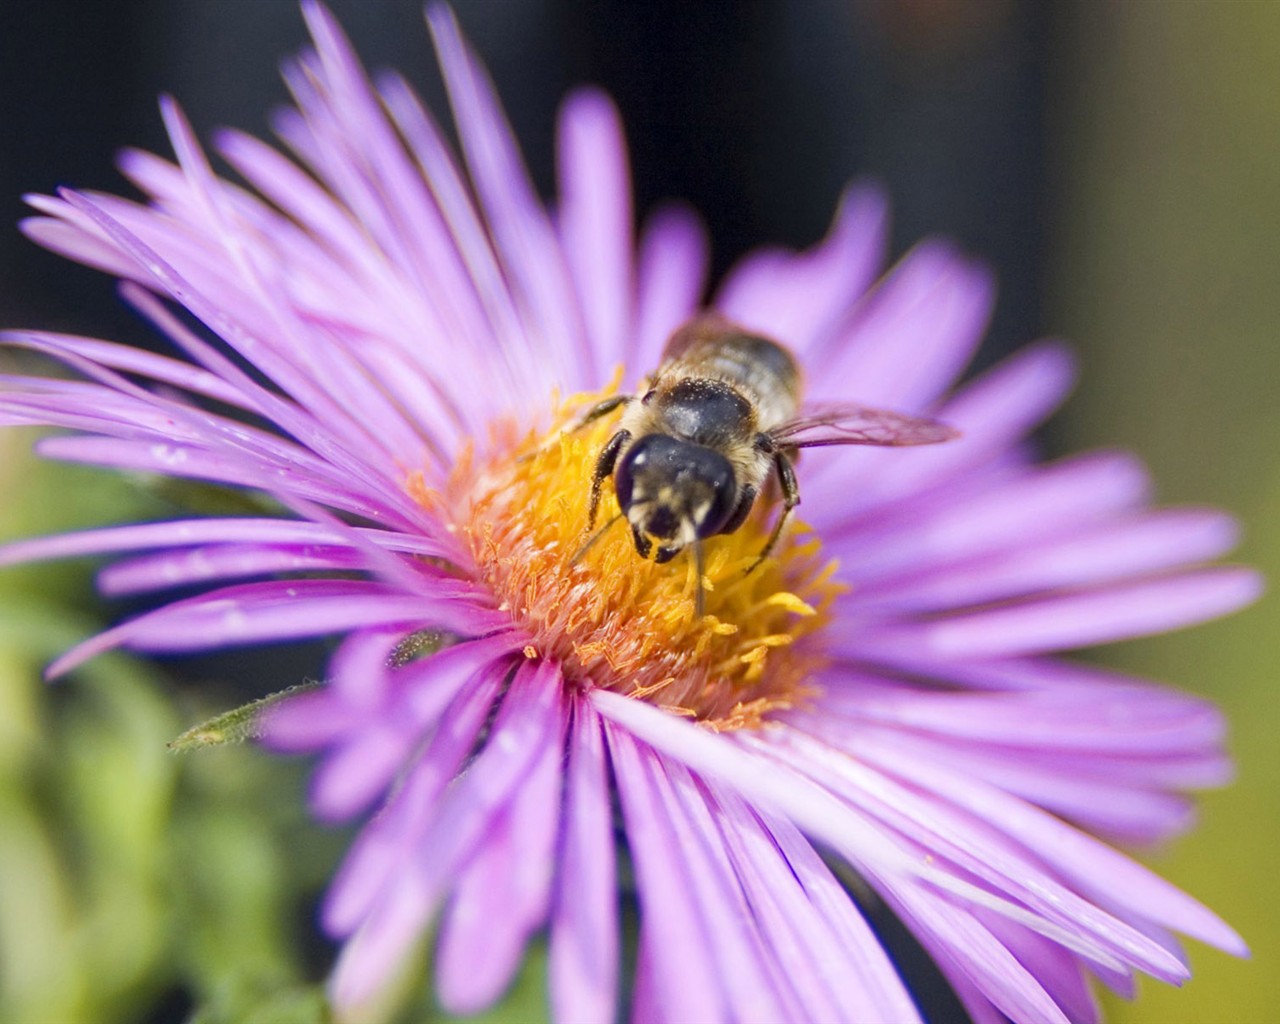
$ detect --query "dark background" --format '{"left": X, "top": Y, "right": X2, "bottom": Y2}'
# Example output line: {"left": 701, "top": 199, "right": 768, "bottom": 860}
{"left": 0, "top": 0, "right": 1057, "bottom": 372}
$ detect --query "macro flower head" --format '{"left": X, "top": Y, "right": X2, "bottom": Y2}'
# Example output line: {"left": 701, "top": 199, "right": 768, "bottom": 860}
{"left": 0, "top": 4, "right": 1263, "bottom": 1023}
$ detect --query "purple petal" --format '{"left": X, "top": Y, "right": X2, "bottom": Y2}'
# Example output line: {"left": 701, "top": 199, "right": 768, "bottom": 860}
{"left": 809, "top": 241, "right": 993, "bottom": 411}
{"left": 861, "top": 727, "right": 1203, "bottom": 845}
{"left": 117, "top": 282, "right": 369, "bottom": 466}
{"left": 592, "top": 688, "right": 927, "bottom": 883}
{"left": 853, "top": 508, "right": 1240, "bottom": 613}
{"left": 114, "top": 96, "right": 425, "bottom": 468}
{"left": 298, "top": 2, "right": 470, "bottom": 306}
{"left": 826, "top": 450, "right": 1151, "bottom": 581}
{"left": 604, "top": 726, "right": 732, "bottom": 1022}
{"left": 20, "top": 209, "right": 138, "bottom": 279}
{"left": 717, "top": 185, "right": 889, "bottom": 354}
{"left": 326, "top": 628, "right": 405, "bottom": 706}
{"left": 888, "top": 885, "right": 1072, "bottom": 1024}
{"left": 851, "top": 730, "right": 1247, "bottom": 956}
{"left": 273, "top": 9, "right": 502, "bottom": 449}
{"left": 2, "top": 329, "right": 250, "bottom": 408}
{"left": 427, "top": 5, "right": 585, "bottom": 392}
{"left": 310, "top": 723, "right": 413, "bottom": 825}
{"left": 97, "top": 543, "right": 363, "bottom": 595}
{"left": 655, "top": 763, "right": 813, "bottom": 1022}
{"left": 761, "top": 813, "right": 927, "bottom": 1023}
{"left": 804, "top": 339, "right": 1077, "bottom": 525}
{"left": 708, "top": 787, "right": 924, "bottom": 1024}
{"left": 35, "top": 434, "right": 412, "bottom": 528}
{"left": 328, "top": 659, "right": 563, "bottom": 1010}
{"left": 322, "top": 664, "right": 507, "bottom": 936}
{"left": 813, "top": 673, "right": 1228, "bottom": 756}
{"left": 556, "top": 88, "right": 633, "bottom": 378}
{"left": 47, "top": 578, "right": 499, "bottom": 678}
{"left": 758, "top": 724, "right": 1188, "bottom": 982}
{"left": 0, "top": 518, "right": 362, "bottom": 568}
{"left": 435, "top": 712, "right": 564, "bottom": 1014}
{"left": 203, "top": 130, "right": 373, "bottom": 287}
{"left": 631, "top": 202, "right": 709, "bottom": 378}
{"left": 549, "top": 699, "right": 619, "bottom": 1024}
{"left": 861, "top": 567, "right": 1263, "bottom": 660}
{"left": 50, "top": 187, "right": 415, "bottom": 481}
{"left": 306, "top": 639, "right": 519, "bottom": 821}
{"left": 376, "top": 71, "right": 545, "bottom": 417}
{"left": 979, "top": 914, "right": 1102, "bottom": 1024}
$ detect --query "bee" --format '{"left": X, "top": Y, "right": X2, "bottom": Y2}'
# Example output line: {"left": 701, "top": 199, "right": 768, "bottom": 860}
{"left": 574, "top": 313, "right": 958, "bottom": 613}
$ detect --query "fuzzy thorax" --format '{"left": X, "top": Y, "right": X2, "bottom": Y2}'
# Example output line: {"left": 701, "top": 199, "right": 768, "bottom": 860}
{"left": 415, "top": 388, "right": 842, "bottom": 731}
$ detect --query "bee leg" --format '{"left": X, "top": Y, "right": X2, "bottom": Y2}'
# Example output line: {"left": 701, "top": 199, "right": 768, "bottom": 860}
{"left": 572, "top": 394, "right": 632, "bottom": 432}
{"left": 630, "top": 522, "right": 653, "bottom": 558}
{"left": 747, "top": 451, "right": 799, "bottom": 574}
{"left": 521, "top": 394, "right": 632, "bottom": 464}
{"left": 588, "top": 429, "right": 631, "bottom": 527}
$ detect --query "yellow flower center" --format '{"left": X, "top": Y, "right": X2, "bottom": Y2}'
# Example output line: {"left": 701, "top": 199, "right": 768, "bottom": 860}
{"left": 413, "top": 386, "right": 842, "bottom": 731}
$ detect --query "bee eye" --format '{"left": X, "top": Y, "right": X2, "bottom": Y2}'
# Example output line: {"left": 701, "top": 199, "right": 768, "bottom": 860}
{"left": 614, "top": 449, "right": 638, "bottom": 509}
{"left": 696, "top": 454, "right": 738, "bottom": 538}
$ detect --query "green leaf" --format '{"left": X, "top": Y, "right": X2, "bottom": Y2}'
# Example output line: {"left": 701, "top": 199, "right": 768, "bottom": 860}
{"left": 169, "top": 683, "right": 322, "bottom": 751}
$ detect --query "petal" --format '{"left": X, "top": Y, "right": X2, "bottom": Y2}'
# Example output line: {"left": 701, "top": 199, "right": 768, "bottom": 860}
{"left": 376, "top": 71, "right": 543, "bottom": 418}
{"left": 436, "top": 713, "right": 564, "bottom": 1014}
{"left": 813, "top": 671, "right": 1228, "bottom": 756}
{"left": 592, "top": 688, "right": 926, "bottom": 883}
{"left": 322, "top": 665, "right": 507, "bottom": 937}
{"left": 710, "top": 789, "right": 924, "bottom": 1024}
{"left": 604, "top": 726, "right": 736, "bottom": 1022}
{"left": 328, "top": 659, "right": 561, "bottom": 1009}
{"left": 2, "top": 329, "right": 251, "bottom": 408}
{"left": 861, "top": 567, "right": 1263, "bottom": 660}
{"left": 548, "top": 699, "right": 620, "bottom": 1024}
{"left": 888, "top": 886, "right": 1072, "bottom": 1024}
{"left": 852, "top": 508, "right": 1241, "bottom": 613}
{"left": 825, "top": 450, "right": 1152, "bottom": 581}
{"left": 717, "top": 184, "right": 889, "bottom": 354}
{"left": 46, "top": 578, "right": 498, "bottom": 678}
{"left": 308, "top": 638, "right": 519, "bottom": 821}
{"left": 556, "top": 88, "right": 633, "bottom": 378}
{"left": 630, "top": 202, "right": 709, "bottom": 377}
{"left": 810, "top": 241, "right": 993, "bottom": 411}
{"left": 851, "top": 729, "right": 1247, "bottom": 956}
{"left": 757, "top": 724, "right": 1187, "bottom": 982}
{"left": 427, "top": 5, "right": 583, "bottom": 393}
{"left": 804, "top": 339, "right": 1077, "bottom": 524}
{"left": 97, "top": 543, "right": 363, "bottom": 595}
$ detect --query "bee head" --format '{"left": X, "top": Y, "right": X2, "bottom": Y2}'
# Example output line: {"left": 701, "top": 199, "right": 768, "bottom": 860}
{"left": 615, "top": 434, "right": 738, "bottom": 548}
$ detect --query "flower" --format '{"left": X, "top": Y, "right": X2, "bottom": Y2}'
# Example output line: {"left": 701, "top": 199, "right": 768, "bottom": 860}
{"left": 1, "top": 3, "right": 1261, "bottom": 1022}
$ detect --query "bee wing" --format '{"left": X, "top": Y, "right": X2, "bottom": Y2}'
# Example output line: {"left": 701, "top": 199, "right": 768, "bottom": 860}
{"left": 769, "top": 402, "right": 959, "bottom": 449}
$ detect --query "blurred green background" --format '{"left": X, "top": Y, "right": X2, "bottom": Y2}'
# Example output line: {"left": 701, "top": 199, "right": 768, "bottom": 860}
{"left": 1, "top": 1, "right": 1278, "bottom": 1022}
{"left": 1054, "top": 5, "right": 1280, "bottom": 1023}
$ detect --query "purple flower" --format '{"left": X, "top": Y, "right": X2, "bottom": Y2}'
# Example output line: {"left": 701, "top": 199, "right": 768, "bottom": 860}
{"left": 1, "top": 4, "right": 1260, "bottom": 1022}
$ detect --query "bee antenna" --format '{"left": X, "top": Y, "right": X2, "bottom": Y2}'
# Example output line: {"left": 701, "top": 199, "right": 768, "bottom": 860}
{"left": 693, "top": 539, "right": 706, "bottom": 617}
{"left": 570, "top": 511, "right": 624, "bottom": 565}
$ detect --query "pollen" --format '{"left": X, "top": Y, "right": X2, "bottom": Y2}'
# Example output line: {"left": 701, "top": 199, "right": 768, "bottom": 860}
{"left": 416, "top": 386, "right": 843, "bottom": 731}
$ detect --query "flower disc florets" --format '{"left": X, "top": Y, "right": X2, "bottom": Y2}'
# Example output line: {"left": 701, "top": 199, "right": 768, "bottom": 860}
{"left": 414, "top": 387, "right": 842, "bottom": 730}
